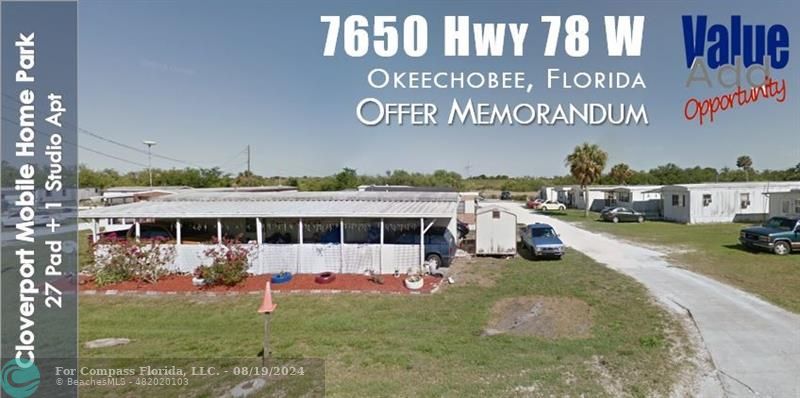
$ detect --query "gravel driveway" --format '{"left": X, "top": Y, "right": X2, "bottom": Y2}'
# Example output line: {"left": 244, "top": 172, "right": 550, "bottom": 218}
{"left": 495, "top": 202, "right": 800, "bottom": 398}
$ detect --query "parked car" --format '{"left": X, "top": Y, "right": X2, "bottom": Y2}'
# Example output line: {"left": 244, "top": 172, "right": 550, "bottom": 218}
{"left": 526, "top": 198, "right": 544, "bottom": 209}
{"left": 601, "top": 207, "right": 645, "bottom": 223}
{"left": 500, "top": 191, "right": 512, "bottom": 200}
{"left": 521, "top": 223, "right": 565, "bottom": 259}
{"left": 739, "top": 216, "right": 800, "bottom": 255}
{"left": 539, "top": 200, "right": 566, "bottom": 212}
{"left": 125, "top": 224, "right": 174, "bottom": 240}
{"left": 394, "top": 227, "right": 457, "bottom": 268}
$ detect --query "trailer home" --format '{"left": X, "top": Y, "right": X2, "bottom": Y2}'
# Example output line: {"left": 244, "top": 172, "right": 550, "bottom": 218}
{"left": 660, "top": 182, "right": 800, "bottom": 224}
{"left": 607, "top": 186, "right": 663, "bottom": 217}
{"left": 767, "top": 190, "right": 800, "bottom": 218}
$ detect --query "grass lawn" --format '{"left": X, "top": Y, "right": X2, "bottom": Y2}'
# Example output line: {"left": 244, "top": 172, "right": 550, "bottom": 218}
{"left": 549, "top": 209, "right": 800, "bottom": 313}
{"left": 80, "top": 252, "right": 690, "bottom": 397}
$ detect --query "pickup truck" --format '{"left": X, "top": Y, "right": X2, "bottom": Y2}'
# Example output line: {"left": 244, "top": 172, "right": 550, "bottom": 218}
{"left": 521, "top": 223, "right": 565, "bottom": 259}
{"left": 739, "top": 216, "right": 800, "bottom": 255}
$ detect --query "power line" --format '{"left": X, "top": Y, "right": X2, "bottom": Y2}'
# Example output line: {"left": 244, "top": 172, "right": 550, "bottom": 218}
{"left": 2, "top": 93, "right": 201, "bottom": 168}
{"left": 1, "top": 116, "right": 148, "bottom": 167}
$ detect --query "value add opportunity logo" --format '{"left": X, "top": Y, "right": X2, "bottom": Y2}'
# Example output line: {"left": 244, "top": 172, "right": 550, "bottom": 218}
{"left": 681, "top": 15, "right": 789, "bottom": 125}
{"left": 1, "top": 359, "right": 40, "bottom": 398}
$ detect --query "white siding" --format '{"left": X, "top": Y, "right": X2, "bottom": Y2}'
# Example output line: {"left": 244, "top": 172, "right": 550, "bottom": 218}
{"left": 574, "top": 190, "right": 610, "bottom": 211}
{"left": 610, "top": 186, "right": 662, "bottom": 217}
{"left": 661, "top": 183, "right": 800, "bottom": 224}
{"left": 769, "top": 191, "right": 800, "bottom": 218}
{"left": 662, "top": 188, "right": 691, "bottom": 223}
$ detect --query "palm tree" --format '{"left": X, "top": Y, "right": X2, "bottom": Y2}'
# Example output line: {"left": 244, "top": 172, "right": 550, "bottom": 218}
{"left": 609, "top": 163, "right": 634, "bottom": 185}
{"left": 565, "top": 143, "right": 608, "bottom": 217}
{"left": 736, "top": 155, "right": 753, "bottom": 181}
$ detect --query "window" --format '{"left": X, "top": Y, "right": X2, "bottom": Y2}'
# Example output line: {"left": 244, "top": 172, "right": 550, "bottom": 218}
{"left": 492, "top": 210, "right": 501, "bottom": 219}
{"left": 702, "top": 194, "right": 712, "bottom": 207}
{"left": 740, "top": 193, "right": 751, "bottom": 209}
{"left": 672, "top": 195, "right": 680, "bottom": 206}
{"left": 795, "top": 199, "right": 800, "bottom": 214}
{"left": 618, "top": 192, "right": 630, "bottom": 203}
{"left": 682, "top": 195, "right": 686, "bottom": 207}
{"left": 783, "top": 200, "right": 791, "bottom": 214}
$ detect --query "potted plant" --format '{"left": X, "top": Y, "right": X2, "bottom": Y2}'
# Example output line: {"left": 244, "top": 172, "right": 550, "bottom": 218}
{"left": 404, "top": 273, "right": 424, "bottom": 290}
{"left": 192, "top": 266, "right": 206, "bottom": 287}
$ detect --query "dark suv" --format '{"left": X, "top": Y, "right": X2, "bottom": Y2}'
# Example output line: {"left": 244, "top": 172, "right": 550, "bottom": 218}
{"left": 739, "top": 217, "right": 800, "bottom": 255}
{"left": 394, "top": 228, "right": 457, "bottom": 268}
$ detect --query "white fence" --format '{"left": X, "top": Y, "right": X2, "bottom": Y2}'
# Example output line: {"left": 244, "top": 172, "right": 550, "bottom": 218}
{"left": 96, "top": 243, "right": 421, "bottom": 275}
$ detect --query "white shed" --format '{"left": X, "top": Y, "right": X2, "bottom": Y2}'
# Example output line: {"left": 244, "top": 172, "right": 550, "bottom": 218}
{"left": 660, "top": 182, "right": 800, "bottom": 224}
{"left": 475, "top": 206, "right": 518, "bottom": 256}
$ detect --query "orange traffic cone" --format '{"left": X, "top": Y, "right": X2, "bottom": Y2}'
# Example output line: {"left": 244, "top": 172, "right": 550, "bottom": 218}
{"left": 257, "top": 281, "right": 277, "bottom": 313}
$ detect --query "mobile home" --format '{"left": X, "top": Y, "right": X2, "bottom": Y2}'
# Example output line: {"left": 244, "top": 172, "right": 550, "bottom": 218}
{"left": 660, "top": 182, "right": 800, "bottom": 224}
{"left": 607, "top": 185, "right": 663, "bottom": 217}
{"left": 570, "top": 185, "right": 618, "bottom": 212}
{"left": 767, "top": 190, "right": 800, "bottom": 218}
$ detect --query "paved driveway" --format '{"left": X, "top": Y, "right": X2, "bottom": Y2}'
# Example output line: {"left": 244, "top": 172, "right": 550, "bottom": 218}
{"left": 495, "top": 202, "right": 800, "bottom": 398}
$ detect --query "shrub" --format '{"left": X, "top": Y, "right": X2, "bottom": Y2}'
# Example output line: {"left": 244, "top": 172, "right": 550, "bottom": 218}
{"left": 198, "top": 237, "right": 255, "bottom": 286}
{"left": 89, "top": 236, "right": 176, "bottom": 286}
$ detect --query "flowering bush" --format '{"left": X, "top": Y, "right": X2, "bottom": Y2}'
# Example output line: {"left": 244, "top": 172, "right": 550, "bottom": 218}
{"left": 89, "top": 236, "right": 176, "bottom": 286}
{"left": 198, "top": 237, "right": 255, "bottom": 286}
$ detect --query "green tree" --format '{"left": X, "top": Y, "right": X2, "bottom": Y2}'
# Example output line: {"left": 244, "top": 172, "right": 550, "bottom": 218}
{"left": 736, "top": 155, "right": 754, "bottom": 181}
{"left": 608, "top": 163, "right": 634, "bottom": 185}
{"left": 334, "top": 167, "right": 359, "bottom": 190}
{"left": 565, "top": 143, "right": 608, "bottom": 217}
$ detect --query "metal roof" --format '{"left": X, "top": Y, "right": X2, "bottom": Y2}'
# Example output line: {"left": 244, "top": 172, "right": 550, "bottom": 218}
{"left": 657, "top": 181, "right": 800, "bottom": 191}
{"left": 80, "top": 191, "right": 459, "bottom": 219}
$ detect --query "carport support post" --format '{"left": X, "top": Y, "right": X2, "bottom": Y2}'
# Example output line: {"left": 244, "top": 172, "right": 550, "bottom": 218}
{"left": 134, "top": 221, "right": 141, "bottom": 241}
{"left": 419, "top": 219, "right": 435, "bottom": 272}
{"left": 256, "top": 218, "right": 263, "bottom": 246}
{"left": 379, "top": 218, "right": 384, "bottom": 274}
{"left": 297, "top": 218, "right": 304, "bottom": 273}
{"left": 91, "top": 219, "right": 98, "bottom": 243}
{"left": 339, "top": 218, "right": 345, "bottom": 273}
{"left": 175, "top": 219, "right": 182, "bottom": 245}
{"left": 419, "top": 218, "right": 424, "bottom": 271}
{"left": 216, "top": 218, "right": 223, "bottom": 243}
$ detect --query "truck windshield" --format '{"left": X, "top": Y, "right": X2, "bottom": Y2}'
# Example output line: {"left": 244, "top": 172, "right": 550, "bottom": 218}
{"left": 530, "top": 228, "right": 556, "bottom": 238}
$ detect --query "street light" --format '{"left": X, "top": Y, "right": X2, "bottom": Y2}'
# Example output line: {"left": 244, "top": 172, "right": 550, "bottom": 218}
{"left": 143, "top": 140, "right": 157, "bottom": 187}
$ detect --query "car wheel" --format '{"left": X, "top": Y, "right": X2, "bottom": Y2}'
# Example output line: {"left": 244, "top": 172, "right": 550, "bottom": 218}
{"left": 426, "top": 254, "right": 442, "bottom": 269}
{"left": 773, "top": 241, "right": 791, "bottom": 256}
{"left": 559, "top": 206, "right": 566, "bottom": 211}
{"left": 612, "top": 216, "right": 619, "bottom": 223}
{"left": 637, "top": 216, "right": 644, "bottom": 223}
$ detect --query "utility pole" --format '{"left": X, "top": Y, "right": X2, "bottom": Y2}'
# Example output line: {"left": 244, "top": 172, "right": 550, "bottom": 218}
{"left": 247, "top": 145, "right": 251, "bottom": 174}
{"left": 143, "top": 140, "right": 157, "bottom": 187}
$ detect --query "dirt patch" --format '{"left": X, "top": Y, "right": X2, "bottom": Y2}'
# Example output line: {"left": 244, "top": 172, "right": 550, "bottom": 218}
{"left": 483, "top": 296, "right": 593, "bottom": 339}
{"left": 444, "top": 257, "right": 505, "bottom": 288}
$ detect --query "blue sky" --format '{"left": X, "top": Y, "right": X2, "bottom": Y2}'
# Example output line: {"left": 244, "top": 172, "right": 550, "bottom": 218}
{"left": 78, "top": 0, "right": 799, "bottom": 177}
